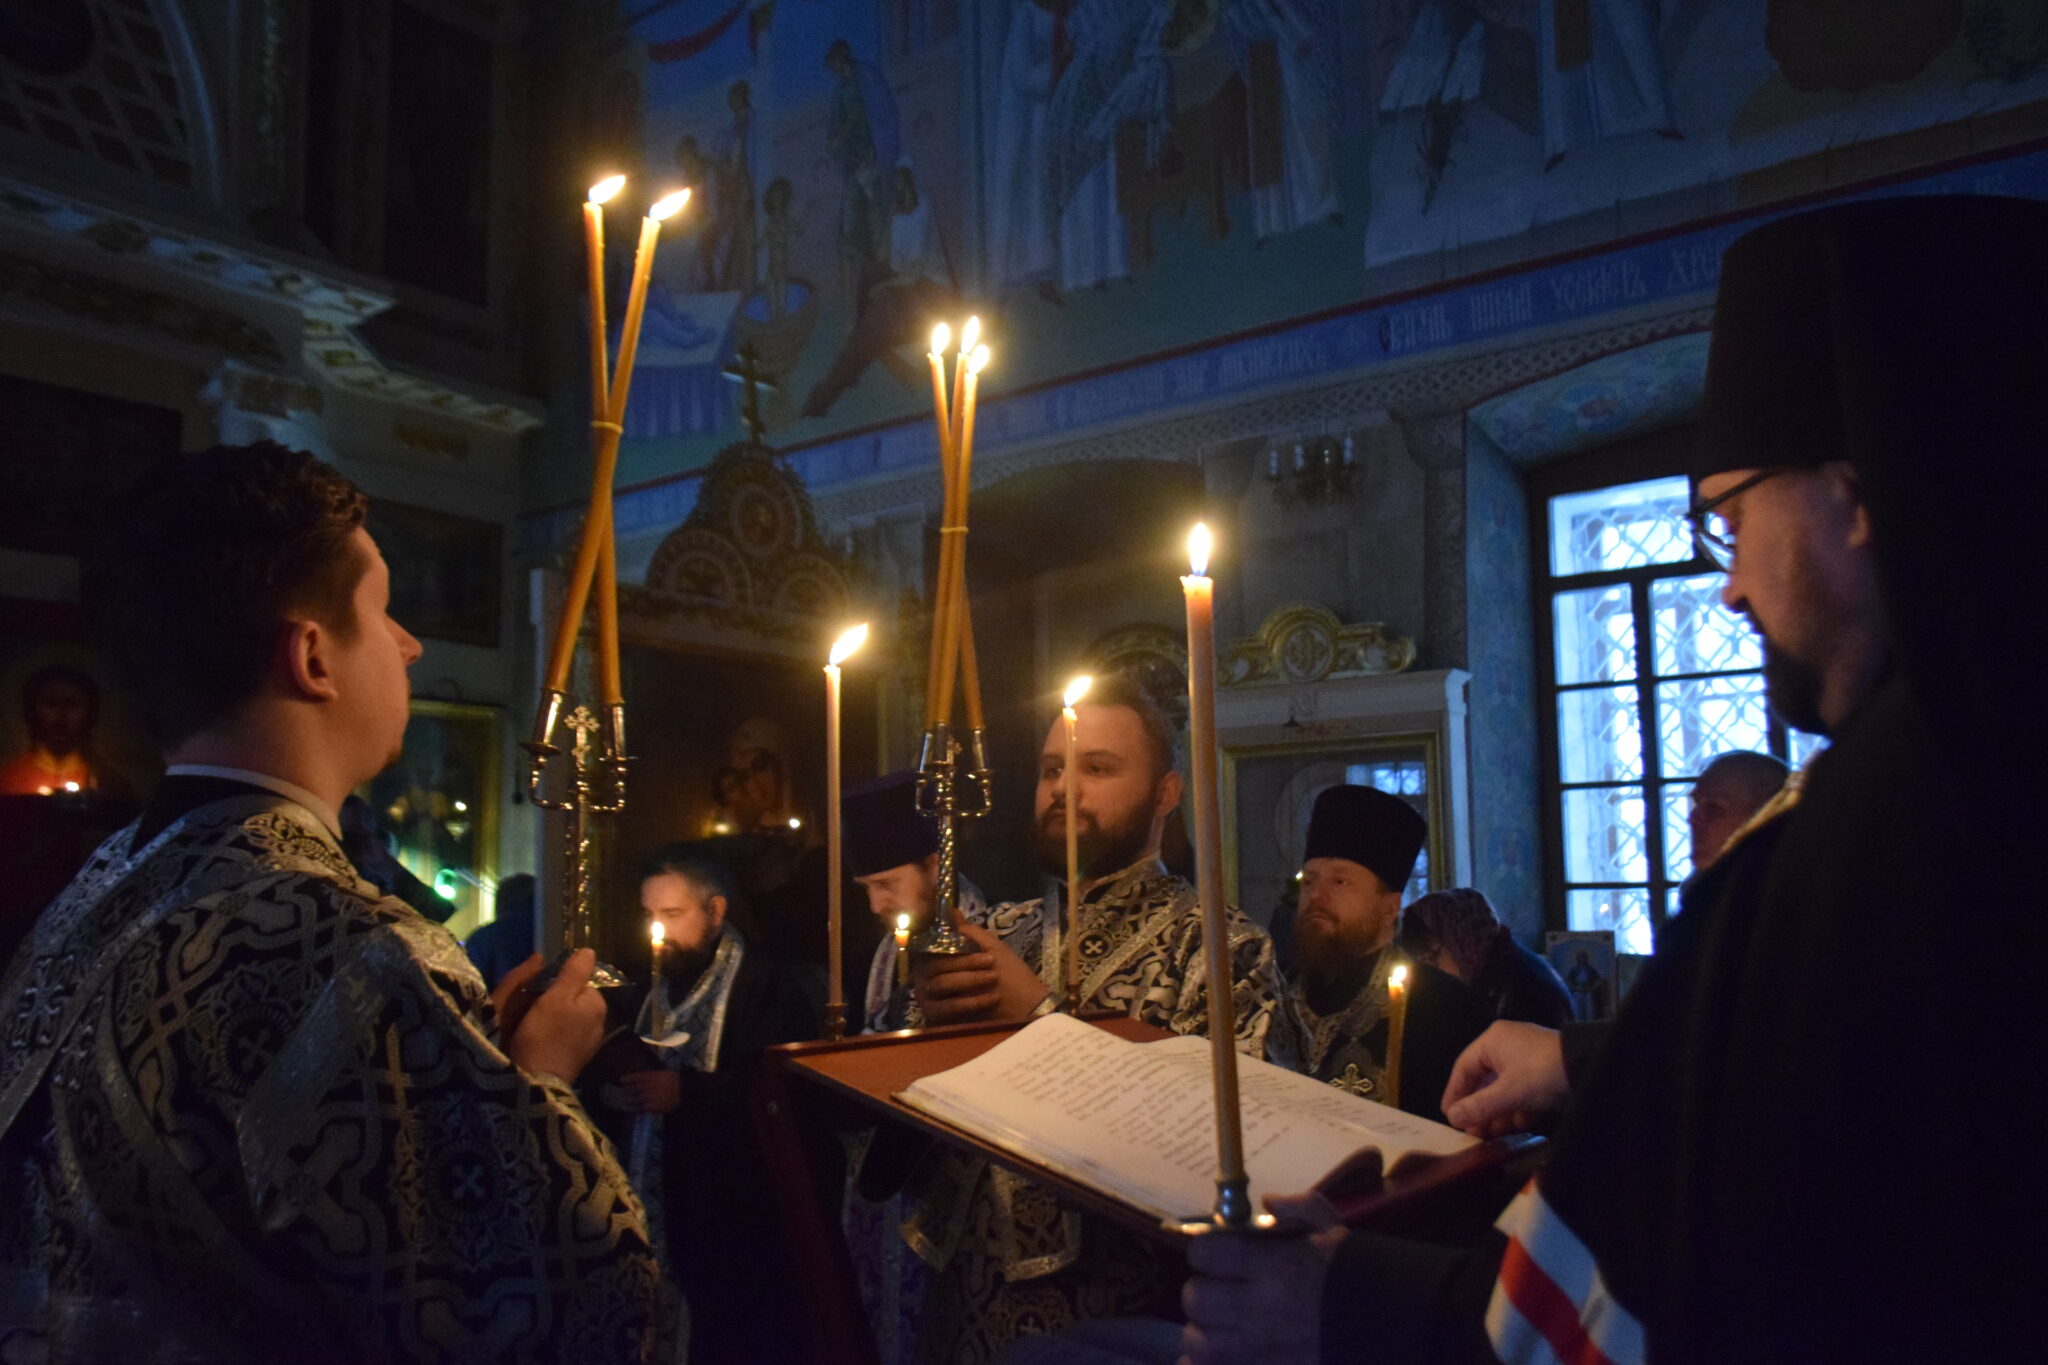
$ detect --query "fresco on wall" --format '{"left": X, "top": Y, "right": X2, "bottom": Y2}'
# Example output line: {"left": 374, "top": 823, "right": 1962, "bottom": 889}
{"left": 555, "top": 0, "right": 2048, "bottom": 503}
{"left": 1360, "top": 0, "right": 2048, "bottom": 268}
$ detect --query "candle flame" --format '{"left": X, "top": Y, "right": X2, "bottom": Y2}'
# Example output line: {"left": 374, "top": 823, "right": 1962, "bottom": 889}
{"left": 1063, "top": 674, "right": 1093, "bottom": 708}
{"left": 1388, "top": 963, "right": 1408, "bottom": 992}
{"left": 961, "top": 315, "right": 982, "bottom": 353}
{"left": 830, "top": 622, "right": 870, "bottom": 665}
{"left": 588, "top": 174, "right": 626, "bottom": 205}
{"left": 648, "top": 188, "right": 691, "bottom": 220}
{"left": 930, "top": 321, "right": 951, "bottom": 356}
{"left": 1187, "top": 522, "right": 1213, "bottom": 576}
{"left": 968, "top": 343, "right": 991, "bottom": 375}
{"left": 650, "top": 920, "right": 666, "bottom": 946}
{"left": 896, "top": 912, "right": 912, "bottom": 933}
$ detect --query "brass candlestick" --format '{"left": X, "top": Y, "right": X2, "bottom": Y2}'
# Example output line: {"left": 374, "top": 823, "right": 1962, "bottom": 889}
{"left": 909, "top": 722, "right": 992, "bottom": 958}
{"left": 522, "top": 690, "right": 628, "bottom": 988}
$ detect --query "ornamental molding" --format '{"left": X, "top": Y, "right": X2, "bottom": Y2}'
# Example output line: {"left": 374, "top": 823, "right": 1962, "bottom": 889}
{"left": 0, "top": 175, "right": 542, "bottom": 435}
{"left": 805, "top": 304, "right": 1714, "bottom": 528}
{"left": 1220, "top": 602, "right": 1416, "bottom": 689}
{"left": 622, "top": 440, "right": 862, "bottom": 660}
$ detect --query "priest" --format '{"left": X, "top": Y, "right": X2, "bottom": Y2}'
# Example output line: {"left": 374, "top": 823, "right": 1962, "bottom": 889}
{"left": 901, "top": 672, "right": 1275, "bottom": 1364}
{"left": 841, "top": 769, "right": 989, "bottom": 1033}
{"left": 1265, "top": 785, "right": 1492, "bottom": 1123}
{"left": 1177, "top": 197, "right": 2048, "bottom": 1365}
{"left": 0, "top": 445, "right": 671, "bottom": 1362}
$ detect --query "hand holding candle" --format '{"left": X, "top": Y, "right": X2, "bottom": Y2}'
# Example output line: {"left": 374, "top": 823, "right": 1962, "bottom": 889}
{"left": 1061, "top": 674, "right": 1092, "bottom": 1010}
{"left": 824, "top": 623, "right": 870, "bottom": 1039}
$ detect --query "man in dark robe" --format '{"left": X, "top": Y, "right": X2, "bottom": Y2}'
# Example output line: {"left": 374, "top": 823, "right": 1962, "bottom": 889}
{"left": 903, "top": 673, "right": 1274, "bottom": 1365}
{"left": 1266, "top": 786, "right": 1492, "bottom": 1123}
{"left": 841, "top": 769, "right": 987, "bottom": 1034}
{"left": 0, "top": 445, "right": 671, "bottom": 1362}
{"left": 1175, "top": 196, "right": 2048, "bottom": 1365}
{"left": 606, "top": 843, "right": 817, "bottom": 1365}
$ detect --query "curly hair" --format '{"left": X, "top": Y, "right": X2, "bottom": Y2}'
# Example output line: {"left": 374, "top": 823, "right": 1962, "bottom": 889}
{"left": 82, "top": 442, "right": 369, "bottom": 745}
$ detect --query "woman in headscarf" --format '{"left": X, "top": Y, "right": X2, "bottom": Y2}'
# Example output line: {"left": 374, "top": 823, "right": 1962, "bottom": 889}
{"left": 1400, "top": 887, "right": 1574, "bottom": 1028}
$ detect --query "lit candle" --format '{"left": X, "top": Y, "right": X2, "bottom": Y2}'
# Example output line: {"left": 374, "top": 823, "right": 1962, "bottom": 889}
{"left": 937, "top": 341, "right": 991, "bottom": 729}
{"left": 949, "top": 315, "right": 981, "bottom": 469}
{"left": 824, "top": 622, "right": 869, "bottom": 1039}
{"left": 1384, "top": 962, "right": 1410, "bottom": 1109}
{"left": 926, "top": 321, "right": 953, "bottom": 456}
{"left": 650, "top": 917, "right": 667, "bottom": 970}
{"left": 544, "top": 186, "right": 691, "bottom": 701}
{"left": 894, "top": 911, "right": 912, "bottom": 987}
{"left": 925, "top": 321, "right": 958, "bottom": 725}
{"left": 1062, "top": 674, "right": 1092, "bottom": 1010}
{"left": 1181, "top": 522, "right": 1247, "bottom": 1226}
{"left": 583, "top": 174, "right": 624, "bottom": 421}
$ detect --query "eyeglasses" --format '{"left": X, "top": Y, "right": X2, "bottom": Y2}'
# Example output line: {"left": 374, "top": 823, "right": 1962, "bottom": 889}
{"left": 1686, "top": 468, "right": 1786, "bottom": 569}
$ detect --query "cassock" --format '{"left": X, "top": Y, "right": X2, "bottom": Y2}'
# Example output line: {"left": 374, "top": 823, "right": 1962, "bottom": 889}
{"left": 608, "top": 922, "right": 816, "bottom": 1365}
{"left": 1267, "top": 947, "right": 1493, "bottom": 1124}
{"left": 0, "top": 779, "right": 672, "bottom": 1363}
{"left": 901, "top": 857, "right": 1275, "bottom": 1365}
{"left": 1316, "top": 197, "right": 2048, "bottom": 1365}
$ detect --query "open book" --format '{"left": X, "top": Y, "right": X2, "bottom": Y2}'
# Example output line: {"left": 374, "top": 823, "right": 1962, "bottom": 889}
{"left": 898, "top": 1012, "right": 1475, "bottom": 1224}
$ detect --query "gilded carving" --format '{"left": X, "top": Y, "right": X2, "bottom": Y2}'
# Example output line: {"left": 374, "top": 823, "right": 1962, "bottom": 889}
{"left": 1219, "top": 603, "right": 1415, "bottom": 687}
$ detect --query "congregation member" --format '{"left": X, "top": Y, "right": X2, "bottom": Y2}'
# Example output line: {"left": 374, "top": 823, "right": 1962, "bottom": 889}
{"left": 1266, "top": 786, "right": 1492, "bottom": 1122}
{"left": 902, "top": 672, "right": 1275, "bottom": 1364}
{"left": 841, "top": 768, "right": 988, "bottom": 1032}
{"left": 461, "top": 871, "right": 538, "bottom": 990}
{"left": 1177, "top": 197, "right": 2046, "bottom": 1365}
{"left": 1685, "top": 749, "right": 1790, "bottom": 874}
{"left": 1398, "top": 887, "right": 1573, "bottom": 1028}
{"left": 611, "top": 842, "right": 816, "bottom": 1365}
{"left": 0, "top": 445, "right": 670, "bottom": 1362}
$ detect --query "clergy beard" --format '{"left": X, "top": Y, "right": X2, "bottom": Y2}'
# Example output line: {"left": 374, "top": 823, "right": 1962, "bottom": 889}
{"left": 1761, "top": 637, "right": 1829, "bottom": 737}
{"left": 1293, "top": 908, "right": 1380, "bottom": 991}
{"left": 1034, "top": 801, "right": 1154, "bottom": 884}
{"left": 662, "top": 940, "right": 718, "bottom": 993}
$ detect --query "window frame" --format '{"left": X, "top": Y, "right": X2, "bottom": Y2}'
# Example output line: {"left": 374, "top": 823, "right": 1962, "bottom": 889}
{"left": 1529, "top": 431, "right": 1804, "bottom": 950}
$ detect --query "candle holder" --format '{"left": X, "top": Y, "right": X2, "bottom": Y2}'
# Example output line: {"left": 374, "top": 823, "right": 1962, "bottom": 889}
{"left": 909, "top": 721, "right": 988, "bottom": 959}
{"left": 521, "top": 690, "right": 629, "bottom": 988}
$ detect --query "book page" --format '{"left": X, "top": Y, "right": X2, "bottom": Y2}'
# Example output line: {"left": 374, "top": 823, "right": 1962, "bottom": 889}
{"left": 899, "top": 1014, "right": 1472, "bottom": 1223}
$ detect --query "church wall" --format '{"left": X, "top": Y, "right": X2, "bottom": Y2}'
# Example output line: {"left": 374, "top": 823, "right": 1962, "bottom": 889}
{"left": 525, "top": 0, "right": 2048, "bottom": 510}
{"left": 0, "top": 0, "right": 550, "bottom": 916}
{"left": 1462, "top": 427, "right": 1542, "bottom": 944}
{"left": 1219, "top": 423, "right": 1428, "bottom": 654}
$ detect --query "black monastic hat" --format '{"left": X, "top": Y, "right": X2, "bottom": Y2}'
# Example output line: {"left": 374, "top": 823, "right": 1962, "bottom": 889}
{"left": 1699, "top": 194, "right": 2048, "bottom": 481}
{"left": 840, "top": 770, "right": 937, "bottom": 878}
{"left": 1302, "top": 785, "right": 1426, "bottom": 892}
{"left": 1698, "top": 194, "right": 2048, "bottom": 843}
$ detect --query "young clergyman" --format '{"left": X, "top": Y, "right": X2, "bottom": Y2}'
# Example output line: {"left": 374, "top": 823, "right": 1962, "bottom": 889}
{"left": 0, "top": 445, "right": 672, "bottom": 1362}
